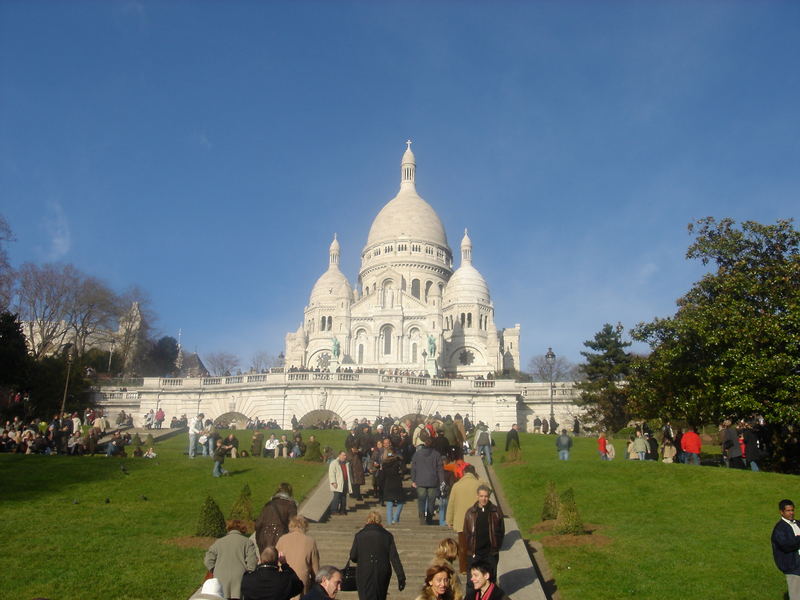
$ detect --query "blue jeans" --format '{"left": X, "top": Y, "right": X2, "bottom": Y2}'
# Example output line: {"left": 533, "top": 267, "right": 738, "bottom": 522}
{"left": 212, "top": 461, "right": 227, "bottom": 477}
{"left": 685, "top": 452, "right": 700, "bottom": 465}
{"left": 386, "top": 500, "right": 404, "bottom": 524}
{"left": 637, "top": 451, "right": 646, "bottom": 461}
{"left": 188, "top": 433, "right": 197, "bottom": 458}
{"left": 599, "top": 451, "right": 609, "bottom": 460}
{"left": 438, "top": 496, "right": 448, "bottom": 526}
{"left": 750, "top": 461, "right": 759, "bottom": 471}
{"left": 558, "top": 450, "right": 569, "bottom": 460}
{"left": 479, "top": 444, "right": 492, "bottom": 465}
{"left": 416, "top": 486, "right": 438, "bottom": 522}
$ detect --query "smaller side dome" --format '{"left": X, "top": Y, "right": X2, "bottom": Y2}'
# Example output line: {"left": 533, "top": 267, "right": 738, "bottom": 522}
{"left": 309, "top": 235, "right": 353, "bottom": 305}
{"left": 443, "top": 228, "right": 490, "bottom": 305}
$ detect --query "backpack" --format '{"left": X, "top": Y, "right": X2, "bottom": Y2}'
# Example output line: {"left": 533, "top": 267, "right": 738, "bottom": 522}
{"left": 478, "top": 431, "right": 490, "bottom": 446}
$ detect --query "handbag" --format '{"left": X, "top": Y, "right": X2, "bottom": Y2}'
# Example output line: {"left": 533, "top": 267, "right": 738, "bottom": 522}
{"left": 340, "top": 560, "right": 357, "bottom": 592}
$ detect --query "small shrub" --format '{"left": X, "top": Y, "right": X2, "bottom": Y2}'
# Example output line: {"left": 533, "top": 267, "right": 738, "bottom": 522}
{"left": 553, "top": 487, "right": 584, "bottom": 535}
{"left": 131, "top": 433, "right": 143, "bottom": 446}
{"left": 144, "top": 433, "right": 155, "bottom": 447}
{"left": 229, "top": 484, "right": 254, "bottom": 522}
{"left": 196, "top": 495, "right": 226, "bottom": 538}
{"left": 541, "top": 480, "right": 559, "bottom": 521}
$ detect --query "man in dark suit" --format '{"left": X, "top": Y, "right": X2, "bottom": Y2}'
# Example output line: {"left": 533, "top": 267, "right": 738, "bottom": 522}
{"left": 241, "top": 546, "right": 303, "bottom": 600}
{"left": 772, "top": 499, "right": 800, "bottom": 600}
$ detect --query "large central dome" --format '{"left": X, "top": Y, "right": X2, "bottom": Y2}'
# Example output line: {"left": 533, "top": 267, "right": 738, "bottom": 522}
{"left": 366, "top": 142, "right": 449, "bottom": 248}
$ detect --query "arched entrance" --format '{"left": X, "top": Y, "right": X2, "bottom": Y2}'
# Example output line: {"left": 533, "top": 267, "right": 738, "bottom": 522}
{"left": 299, "top": 409, "right": 345, "bottom": 429}
{"left": 213, "top": 411, "right": 250, "bottom": 429}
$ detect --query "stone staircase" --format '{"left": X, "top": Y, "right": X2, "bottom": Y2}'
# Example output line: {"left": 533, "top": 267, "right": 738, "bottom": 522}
{"left": 306, "top": 484, "right": 455, "bottom": 600}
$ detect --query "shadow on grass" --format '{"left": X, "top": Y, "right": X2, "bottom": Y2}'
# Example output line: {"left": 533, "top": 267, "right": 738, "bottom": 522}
{"left": 0, "top": 454, "right": 153, "bottom": 502}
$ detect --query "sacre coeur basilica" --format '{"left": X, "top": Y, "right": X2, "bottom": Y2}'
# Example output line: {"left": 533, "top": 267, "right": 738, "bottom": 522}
{"left": 96, "top": 143, "right": 581, "bottom": 430}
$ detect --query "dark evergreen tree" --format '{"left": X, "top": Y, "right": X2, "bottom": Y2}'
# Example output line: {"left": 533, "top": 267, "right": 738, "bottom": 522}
{"left": 575, "top": 323, "right": 633, "bottom": 432}
{"left": 229, "top": 484, "right": 254, "bottom": 522}
{"left": 553, "top": 487, "right": 584, "bottom": 535}
{"left": 0, "top": 312, "right": 30, "bottom": 387}
{"left": 196, "top": 495, "right": 226, "bottom": 537}
{"left": 541, "top": 480, "right": 559, "bottom": 521}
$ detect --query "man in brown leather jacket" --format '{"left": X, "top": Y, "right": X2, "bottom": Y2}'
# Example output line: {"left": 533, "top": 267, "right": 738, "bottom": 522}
{"left": 463, "top": 485, "right": 504, "bottom": 580}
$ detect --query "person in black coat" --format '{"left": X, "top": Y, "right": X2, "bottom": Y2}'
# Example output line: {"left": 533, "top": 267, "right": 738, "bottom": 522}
{"left": 772, "top": 498, "right": 800, "bottom": 600}
{"left": 241, "top": 546, "right": 304, "bottom": 600}
{"left": 349, "top": 511, "right": 405, "bottom": 600}
{"left": 300, "top": 566, "right": 342, "bottom": 600}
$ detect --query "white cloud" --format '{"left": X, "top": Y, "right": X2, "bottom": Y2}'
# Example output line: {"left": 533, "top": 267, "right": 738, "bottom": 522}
{"left": 43, "top": 201, "right": 71, "bottom": 260}
{"left": 636, "top": 261, "right": 658, "bottom": 283}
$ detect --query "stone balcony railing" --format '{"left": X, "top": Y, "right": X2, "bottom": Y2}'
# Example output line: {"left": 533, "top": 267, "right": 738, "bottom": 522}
{"left": 96, "top": 372, "right": 522, "bottom": 394}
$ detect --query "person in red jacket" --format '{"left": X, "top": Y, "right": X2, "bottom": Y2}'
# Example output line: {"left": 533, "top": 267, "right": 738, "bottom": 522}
{"left": 681, "top": 427, "right": 702, "bottom": 465}
{"left": 597, "top": 432, "right": 608, "bottom": 460}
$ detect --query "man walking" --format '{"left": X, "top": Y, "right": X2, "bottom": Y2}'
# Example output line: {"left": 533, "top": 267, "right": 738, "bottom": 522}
{"left": 446, "top": 464, "right": 482, "bottom": 573}
{"left": 241, "top": 546, "right": 304, "bottom": 600}
{"left": 555, "top": 429, "right": 572, "bottom": 460}
{"left": 463, "top": 485, "right": 504, "bottom": 582}
{"left": 772, "top": 499, "right": 800, "bottom": 600}
{"left": 328, "top": 451, "right": 352, "bottom": 515}
{"left": 410, "top": 432, "right": 444, "bottom": 525}
{"left": 505, "top": 424, "right": 520, "bottom": 461}
{"left": 189, "top": 413, "right": 203, "bottom": 458}
{"left": 474, "top": 424, "right": 493, "bottom": 465}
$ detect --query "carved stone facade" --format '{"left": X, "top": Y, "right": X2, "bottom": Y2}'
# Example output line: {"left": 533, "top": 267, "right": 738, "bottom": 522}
{"left": 284, "top": 143, "right": 521, "bottom": 377}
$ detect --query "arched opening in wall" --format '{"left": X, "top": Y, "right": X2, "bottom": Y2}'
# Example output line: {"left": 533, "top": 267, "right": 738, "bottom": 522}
{"left": 467, "top": 313, "right": 472, "bottom": 328}
{"left": 380, "top": 325, "right": 393, "bottom": 355}
{"left": 357, "top": 344, "right": 364, "bottom": 364}
{"left": 299, "top": 409, "right": 345, "bottom": 429}
{"left": 411, "top": 342, "right": 417, "bottom": 363}
{"left": 213, "top": 412, "right": 250, "bottom": 429}
{"left": 424, "top": 281, "right": 433, "bottom": 302}
{"left": 327, "top": 316, "right": 333, "bottom": 330}
{"left": 460, "top": 313, "right": 466, "bottom": 327}
{"left": 411, "top": 279, "right": 420, "bottom": 299}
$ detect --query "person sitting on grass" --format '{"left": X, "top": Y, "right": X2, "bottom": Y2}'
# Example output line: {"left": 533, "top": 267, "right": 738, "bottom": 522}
{"left": 468, "top": 561, "right": 509, "bottom": 600}
{"left": 213, "top": 438, "right": 232, "bottom": 477}
{"left": 144, "top": 447, "right": 157, "bottom": 459}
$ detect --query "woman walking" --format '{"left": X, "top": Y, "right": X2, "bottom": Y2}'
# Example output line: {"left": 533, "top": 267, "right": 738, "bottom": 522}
{"left": 349, "top": 511, "right": 406, "bottom": 600}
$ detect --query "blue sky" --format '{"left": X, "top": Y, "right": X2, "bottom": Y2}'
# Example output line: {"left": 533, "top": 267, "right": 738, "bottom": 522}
{"left": 1, "top": 1, "right": 798, "bottom": 368}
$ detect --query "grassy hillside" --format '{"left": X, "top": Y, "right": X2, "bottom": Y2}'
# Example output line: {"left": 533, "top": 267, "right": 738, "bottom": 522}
{"left": 491, "top": 432, "right": 792, "bottom": 599}
{"left": 0, "top": 429, "right": 345, "bottom": 600}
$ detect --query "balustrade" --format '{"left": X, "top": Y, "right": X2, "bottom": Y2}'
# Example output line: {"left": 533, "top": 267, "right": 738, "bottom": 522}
{"left": 431, "top": 379, "right": 451, "bottom": 388}
{"left": 247, "top": 374, "right": 268, "bottom": 383}
{"left": 288, "top": 373, "right": 309, "bottom": 381}
{"left": 337, "top": 373, "right": 360, "bottom": 381}
{"left": 160, "top": 378, "right": 183, "bottom": 387}
{"left": 472, "top": 380, "right": 495, "bottom": 388}
{"left": 406, "top": 377, "right": 428, "bottom": 386}
{"left": 202, "top": 377, "right": 222, "bottom": 385}
{"left": 225, "top": 376, "right": 243, "bottom": 384}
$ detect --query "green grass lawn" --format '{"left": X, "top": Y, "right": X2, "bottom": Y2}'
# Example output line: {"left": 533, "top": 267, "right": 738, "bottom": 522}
{"left": 491, "top": 432, "right": 794, "bottom": 600}
{"left": 0, "top": 429, "right": 346, "bottom": 600}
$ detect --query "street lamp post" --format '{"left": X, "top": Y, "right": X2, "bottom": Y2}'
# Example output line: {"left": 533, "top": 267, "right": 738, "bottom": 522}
{"left": 60, "top": 348, "right": 75, "bottom": 417}
{"left": 545, "top": 347, "right": 556, "bottom": 425}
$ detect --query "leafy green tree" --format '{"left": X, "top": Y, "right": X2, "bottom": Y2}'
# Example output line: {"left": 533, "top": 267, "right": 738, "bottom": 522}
{"left": 0, "top": 311, "right": 30, "bottom": 387}
{"left": 142, "top": 336, "right": 179, "bottom": 376}
{"left": 630, "top": 218, "right": 800, "bottom": 431}
{"left": 575, "top": 323, "right": 633, "bottom": 432}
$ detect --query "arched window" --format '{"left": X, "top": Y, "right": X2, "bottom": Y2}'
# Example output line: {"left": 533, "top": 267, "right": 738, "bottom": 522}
{"left": 357, "top": 344, "right": 364, "bottom": 364}
{"left": 381, "top": 325, "right": 393, "bottom": 355}
{"left": 411, "top": 343, "right": 417, "bottom": 363}
{"left": 327, "top": 316, "right": 333, "bottom": 330}
{"left": 460, "top": 313, "right": 466, "bottom": 327}
{"left": 424, "top": 281, "right": 433, "bottom": 302}
{"left": 467, "top": 313, "right": 472, "bottom": 328}
{"left": 411, "top": 279, "right": 420, "bottom": 299}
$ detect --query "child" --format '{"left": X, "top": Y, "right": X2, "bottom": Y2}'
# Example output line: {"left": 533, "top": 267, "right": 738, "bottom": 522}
{"left": 212, "top": 439, "right": 231, "bottom": 477}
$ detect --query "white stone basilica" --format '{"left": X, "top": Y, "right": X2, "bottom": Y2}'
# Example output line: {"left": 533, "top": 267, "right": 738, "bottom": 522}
{"left": 284, "top": 142, "right": 521, "bottom": 377}
{"left": 94, "top": 143, "right": 586, "bottom": 431}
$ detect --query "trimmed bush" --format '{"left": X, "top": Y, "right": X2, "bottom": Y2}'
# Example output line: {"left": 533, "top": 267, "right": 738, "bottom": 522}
{"left": 229, "top": 484, "right": 254, "bottom": 522}
{"left": 553, "top": 487, "right": 584, "bottom": 535}
{"left": 196, "top": 495, "right": 226, "bottom": 538}
{"left": 541, "top": 480, "right": 559, "bottom": 521}
{"left": 131, "top": 433, "right": 143, "bottom": 446}
{"left": 144, "top": 433, "right": 155, "bottom": 447}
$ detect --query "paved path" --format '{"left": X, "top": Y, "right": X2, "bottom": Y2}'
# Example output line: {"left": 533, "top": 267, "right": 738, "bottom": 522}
{"left": 297, "top": 456, "right": 548, "bottom": 600}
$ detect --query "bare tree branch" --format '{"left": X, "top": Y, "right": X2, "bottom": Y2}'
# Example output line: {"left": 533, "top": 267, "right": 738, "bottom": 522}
{"left": 205, "top": 352, "right": 240, "bottom": 376}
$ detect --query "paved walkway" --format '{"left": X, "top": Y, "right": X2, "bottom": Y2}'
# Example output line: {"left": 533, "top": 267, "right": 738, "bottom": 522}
{"left": 297, "top": 456, "right": 547, "bottom": 600}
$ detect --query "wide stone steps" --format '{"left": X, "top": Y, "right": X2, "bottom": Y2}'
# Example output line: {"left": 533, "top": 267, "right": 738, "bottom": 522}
{"left": 307, "top": 488, "right": 456, "bottom": 600}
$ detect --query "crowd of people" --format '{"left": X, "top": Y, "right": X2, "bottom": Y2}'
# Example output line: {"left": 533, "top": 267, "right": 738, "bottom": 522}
{"left": 593, "top": 417, "right": 768, "bottom": 469}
